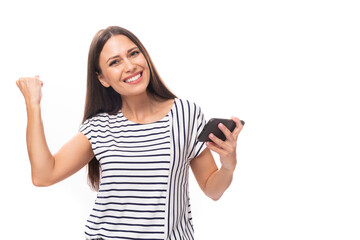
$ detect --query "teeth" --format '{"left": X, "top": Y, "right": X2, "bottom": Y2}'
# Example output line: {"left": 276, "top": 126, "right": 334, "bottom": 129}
{"left": 125, "top": 73, "right": 141, "bottom": 83}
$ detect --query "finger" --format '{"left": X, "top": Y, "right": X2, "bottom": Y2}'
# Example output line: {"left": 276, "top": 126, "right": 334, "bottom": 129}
{"left": 34, "top": 76, "right": 43, "bottom": 87}
{"left": 206, "top": 141, "right": 226, "bottom": 155}
{"left": 231, "top": 117, "right": 244, "bottom": 139}
{"left": 208, "top": 133, "right": 232, "bottom": 151}
{"left": 218, "top": 123, "right": 234, "bottom": 142}
{"left": 16, "top": 78, "right": 24, "bottom": 88}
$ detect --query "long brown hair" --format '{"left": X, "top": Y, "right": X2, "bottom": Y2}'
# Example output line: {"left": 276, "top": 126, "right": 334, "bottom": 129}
{"left": 83, "top": 26, "right": 176, "bottom": 191}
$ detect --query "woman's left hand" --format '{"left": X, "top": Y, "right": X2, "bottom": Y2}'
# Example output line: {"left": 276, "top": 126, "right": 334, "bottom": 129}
{"left": 206, "top": 117, "right": 244, "bottom": 171}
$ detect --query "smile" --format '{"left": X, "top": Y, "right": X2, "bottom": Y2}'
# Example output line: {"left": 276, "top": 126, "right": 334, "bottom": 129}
{"left": 123, "top": 72, "right": 143, "bottom": 84}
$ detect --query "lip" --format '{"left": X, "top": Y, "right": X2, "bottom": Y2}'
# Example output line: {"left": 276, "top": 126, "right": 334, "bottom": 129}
{"left": 122, "top": 71, "right": 143, "bottom": 84}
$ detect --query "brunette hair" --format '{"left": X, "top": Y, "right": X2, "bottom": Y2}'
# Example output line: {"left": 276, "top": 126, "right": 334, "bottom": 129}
{"left": 82, "top": 26, "right": 176, "bottom": 191}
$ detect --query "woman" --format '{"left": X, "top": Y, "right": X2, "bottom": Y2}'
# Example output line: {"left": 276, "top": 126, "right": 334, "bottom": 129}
{"left": 16, "top": 26, "right": 244, "bottom": 240}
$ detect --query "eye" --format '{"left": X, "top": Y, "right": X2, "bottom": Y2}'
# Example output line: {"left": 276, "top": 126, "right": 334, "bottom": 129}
{"left": 130, "top": 50, "right": 140, "bottom": 57}
{"left": 109, "top": 59, "right": 119, "bottom": 66}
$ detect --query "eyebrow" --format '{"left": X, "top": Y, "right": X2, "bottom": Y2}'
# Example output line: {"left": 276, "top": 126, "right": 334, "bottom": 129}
{"left": 106, "top": 47, "right": 139, "bottom": 63}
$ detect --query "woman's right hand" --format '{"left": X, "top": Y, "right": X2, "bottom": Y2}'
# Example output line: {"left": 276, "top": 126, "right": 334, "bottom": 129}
{"left": 16, "top": 75, "right": 43, "bottom": 105}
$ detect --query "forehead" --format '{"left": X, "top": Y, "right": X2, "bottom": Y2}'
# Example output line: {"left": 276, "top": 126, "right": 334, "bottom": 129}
{"left": 100, "top": 35, "right": 137, "bottom": 57}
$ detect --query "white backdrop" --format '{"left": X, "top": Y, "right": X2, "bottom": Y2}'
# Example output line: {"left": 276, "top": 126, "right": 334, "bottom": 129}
{"left": 1, "top": 0, "right": 359, "bottom": 239}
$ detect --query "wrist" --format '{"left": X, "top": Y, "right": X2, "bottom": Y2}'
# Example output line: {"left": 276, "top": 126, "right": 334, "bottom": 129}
{"left": 26, "top": 101, "right": 41, "bottom": 116}
{"left": 26, "top": 99, "right": 41, "bottom": 109}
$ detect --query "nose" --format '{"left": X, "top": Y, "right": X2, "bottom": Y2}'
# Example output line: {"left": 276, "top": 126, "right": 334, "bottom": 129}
{"left": 123, "top": 58, "right": 136, "bottom": 73}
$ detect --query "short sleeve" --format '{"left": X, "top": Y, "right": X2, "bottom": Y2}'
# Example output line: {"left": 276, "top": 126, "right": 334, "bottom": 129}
{"left": 187, "top": 103, "right": 207, "bottom": 161}
{"left": 79, "top": 118, "right": 93, "bottom": 144}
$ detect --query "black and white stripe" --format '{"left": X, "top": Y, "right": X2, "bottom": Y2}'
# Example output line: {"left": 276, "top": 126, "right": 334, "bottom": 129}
{"left": 80, "top": 99, "right": 206, "bottom": 240}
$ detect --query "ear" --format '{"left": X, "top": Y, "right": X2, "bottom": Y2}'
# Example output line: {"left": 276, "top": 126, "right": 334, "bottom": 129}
{"left": 97, "top": 72, "right": 110, "bottom": 88}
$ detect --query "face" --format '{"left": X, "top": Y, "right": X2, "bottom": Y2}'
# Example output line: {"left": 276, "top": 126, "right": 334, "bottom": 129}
{"left": 97, "top": 35, "right": 150, "bottom": 97}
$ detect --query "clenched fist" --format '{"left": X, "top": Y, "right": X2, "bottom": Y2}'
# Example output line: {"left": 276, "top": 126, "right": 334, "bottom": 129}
{"left": 16, "top": 76, "right": 44, "bottom": 105}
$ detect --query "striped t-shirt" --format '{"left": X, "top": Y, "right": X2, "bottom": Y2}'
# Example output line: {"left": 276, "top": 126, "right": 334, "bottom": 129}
{"left": 79, "top": 98, "right": 207, "bottom": 240}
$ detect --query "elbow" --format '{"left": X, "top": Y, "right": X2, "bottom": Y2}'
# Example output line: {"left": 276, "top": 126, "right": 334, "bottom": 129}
{"left": 203, "top": 185, "right": 225, "bottom": 201}
{"left": 206, "top": 192, "right": 223, "bottom": 201}
{"left": 210, "top": 196, "right": 221, "bottom": 201}
{"left": 211, "top": 195, "right": 223, "bottom": 201}
{"left": 32, "top": 176, "right": 53, "bottom": 187}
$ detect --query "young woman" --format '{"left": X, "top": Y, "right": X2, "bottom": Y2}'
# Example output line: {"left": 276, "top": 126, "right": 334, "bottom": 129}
{"left": 16, "top": 26, "right": 244, "bottom": 240}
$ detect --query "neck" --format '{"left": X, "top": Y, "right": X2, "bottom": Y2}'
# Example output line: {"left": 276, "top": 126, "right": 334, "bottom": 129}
{"left": 121, "top": 92, "right": 158, "bottom": 121}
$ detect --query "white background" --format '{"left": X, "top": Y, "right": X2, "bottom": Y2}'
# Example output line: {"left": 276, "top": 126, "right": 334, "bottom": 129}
{"left": 1, "top": 0, "right": 359, "bottom": 239}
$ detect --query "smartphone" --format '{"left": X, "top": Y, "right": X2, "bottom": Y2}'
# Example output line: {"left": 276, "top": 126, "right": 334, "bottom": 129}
{"left": 198, "top": 118, "right": 238, "bottom": 142}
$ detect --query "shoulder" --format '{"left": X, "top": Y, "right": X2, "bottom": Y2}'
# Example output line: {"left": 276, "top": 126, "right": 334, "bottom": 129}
{"left": 80, "top": 112, "right": 121, "bottom": 131}
{"left": 174, "top": 98, "right": 203, "bottom": 112}
{"left": 82, "top": 112, "right": 109, "bottom": 125}
{"left": 173, "top": 98, "right": 205, "bottom": 122}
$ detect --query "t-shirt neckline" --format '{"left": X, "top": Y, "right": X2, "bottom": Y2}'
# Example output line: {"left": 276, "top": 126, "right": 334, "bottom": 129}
{"left": 119, "top": 98, "right": 177, "bottom": 125}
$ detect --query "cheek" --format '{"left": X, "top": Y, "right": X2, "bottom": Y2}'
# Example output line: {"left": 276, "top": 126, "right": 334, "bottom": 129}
{"left": 106, "top": 68, "right": 123, "bottom": 81}
{"left": 134, "top": 58, "right": 150, "bottom": 79}
{"left": 135, "top": 55, "right": 149, "bottom": 70}
{"left": 143, "top": 63, "right": 150, "bottom": 80}
{"left": 143, "top": 61, "right": 150, "bottom": 77}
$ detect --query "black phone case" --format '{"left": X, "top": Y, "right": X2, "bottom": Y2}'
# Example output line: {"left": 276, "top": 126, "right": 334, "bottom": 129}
{"left": 197, "top": 118, "right": 236, "bottom": 142}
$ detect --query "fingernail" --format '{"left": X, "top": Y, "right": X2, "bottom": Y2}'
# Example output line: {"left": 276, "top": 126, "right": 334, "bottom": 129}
{"left": 209, "top": 133, "right": 214, "bottom": 138}
{"left": 218, "top": 123, "right": 223, "bottom": 128}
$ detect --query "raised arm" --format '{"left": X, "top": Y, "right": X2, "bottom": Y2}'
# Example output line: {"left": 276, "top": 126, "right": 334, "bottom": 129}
{"left": 16, "top": 76, "right": 94, "bottom": 186}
